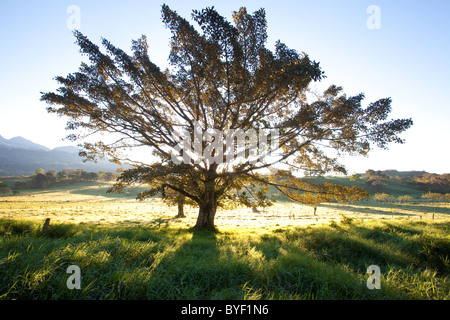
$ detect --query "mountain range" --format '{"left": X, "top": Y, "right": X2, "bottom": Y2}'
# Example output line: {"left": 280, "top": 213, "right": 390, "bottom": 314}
{"left": 0, "top": 134, "right": 436, "bottom": 178}
{"left": 0, "top": 135, "right": 120, "bottom": 176}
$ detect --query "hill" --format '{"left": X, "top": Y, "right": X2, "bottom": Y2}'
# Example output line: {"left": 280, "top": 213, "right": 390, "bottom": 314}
{"left": 376, "top": 169, "right": 428, "bottom": 178}
{"left": 300, "top": 175, "right": 450, "bottom": 198}
{"left": 0, "top": 134, "right": 120, "bottom": 175}
{"left": 0, "top": 135, "right": 49, "bottom": 151}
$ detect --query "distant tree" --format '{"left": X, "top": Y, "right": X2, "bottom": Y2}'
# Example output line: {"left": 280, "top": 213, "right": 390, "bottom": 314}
{"left": 45, "top": 170, "right": 57, "bottom": 184}
{"left": 29, "top": 173, "right": 51, "bottom": 189}
{"left": 89, "top": 172, "right": 99, "bottom": 181}
{"left": 41, "top": 5, "right": 412, "bottom": 230}
{"left": 398, "top": 195, "right": 413, "bottom": 203}
{"left": 74, "top": 169, "right": 86, "bottom": 182}
{"left": 422, "top": 191, "right": 444, "bottom": 202}
{"left": 46, "top": 169, "right": 57, "bottom": 178}
{"left": 366, "top": 178, "right": 384, "bottom": 192}
{"left": 97, "top": 170, "right": 105, "bottom": 180}
{"left": 350, "top": 173, "right": 361, "bottom": 182}
{"left": 60, "top": 169, "right": 75, "bottom": 182}
{"left": 103, "top": 172, "right": 116, "bottom": 181}
{"left": 33, "top": 169, "right": 46, "bottom": 176}
{"left": 373, "top": 193, "right": 395, "bottom": 203}
{"left": 297, "top": 191, "right": 331, "bottom": 215}
{"left": 161, "top": 188, "right": 192, "bottom": 218}
{"left": 56, "top": 170, "right": 67, "bottom": 182}
{"left": 376, "top": 170, "right": 389, "bottom": 179}
{"left": 365, "top": 170, "right": 376, "bottom": 178}
{"left": 81, "top": 171, "right": 98, "bottom": 181}
{"left": 0, "top": 186, "right": 11, "bottom": 195}
{"left": 12, "top": 189, "right": 20, "bottom": 196}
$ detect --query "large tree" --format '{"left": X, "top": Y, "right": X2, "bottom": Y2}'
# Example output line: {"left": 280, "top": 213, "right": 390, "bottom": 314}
{"left": 41, "top": 5, "right": 412, "bottom": 230}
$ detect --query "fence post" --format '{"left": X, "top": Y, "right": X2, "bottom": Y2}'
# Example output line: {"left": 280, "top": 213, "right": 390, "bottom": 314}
{"left": 42, "top": 218, "right": 50, "bottom": 233}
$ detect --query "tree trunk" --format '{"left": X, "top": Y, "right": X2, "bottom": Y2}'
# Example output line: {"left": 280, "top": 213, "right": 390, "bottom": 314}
{"left": 194, "top": 201, "right": 217, "bottom": 230}
{"left": 177, "top": 200, "right": 185, "bottom": 218}
{"left": 194, "top": 182, "right": 217, "bottom": 230}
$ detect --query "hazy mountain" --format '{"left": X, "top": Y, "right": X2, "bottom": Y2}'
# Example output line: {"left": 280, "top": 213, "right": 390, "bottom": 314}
{"left": 0, "top": 135, "right": 50, "bottom": 151}
{"left": 0, "top": 135, "right": 120, "bottom": 176}
{"left": 52, "top": 146, "right": 79, "bottom": 153}
{"left": 0, "top": 135, "right": 8, "bottom": 145}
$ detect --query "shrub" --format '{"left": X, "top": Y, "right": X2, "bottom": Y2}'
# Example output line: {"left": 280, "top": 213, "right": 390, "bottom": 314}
{"left": 422, "top": 191, "right": 445, "bottom": 202}
{"left": 398, "top": 195, "right": 413, "bottom": 203}
{"left": 373, "top": 193, "right": 396, "bottom": 203}
{"left": 0, "top": 186, "right": 11, "bottom": 195}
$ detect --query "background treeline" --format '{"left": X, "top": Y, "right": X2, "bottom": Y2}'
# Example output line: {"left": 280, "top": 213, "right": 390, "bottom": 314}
{"left": 25, "top": 168, "right": 117, "bottom": 188}
{"left": 2, "top": 168, "right": 449, "bottom": 202}
{"left": 1, "top": 168, "right": 117, "bottom": 192}
{"left": 372, "top": 192, "right": 450, "bottom": 203}
{"left": 355, "top": 170, "right": 450, "bottom": 193}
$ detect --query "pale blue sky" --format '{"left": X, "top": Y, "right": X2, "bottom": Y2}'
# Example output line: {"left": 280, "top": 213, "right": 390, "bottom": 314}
{"left": 0, "top": 0, "right": 449, "bottom": 174}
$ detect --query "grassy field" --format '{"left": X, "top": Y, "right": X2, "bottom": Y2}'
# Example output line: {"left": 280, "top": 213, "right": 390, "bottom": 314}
{"left": 0, "top": 183, "right": 449, "bottom": 300}
{"left": 1, "top": 182, "right": 449, "bottom": 228}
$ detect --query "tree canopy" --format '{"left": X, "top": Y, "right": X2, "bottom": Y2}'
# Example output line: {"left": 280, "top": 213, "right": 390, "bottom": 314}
{"left": 41, "top": 5, "right": 413, "bottom": 230}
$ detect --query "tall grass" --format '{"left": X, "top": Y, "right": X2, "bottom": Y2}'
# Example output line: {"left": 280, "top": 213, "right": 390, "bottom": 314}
{"left": 0, "top": 218, "right": 448, "bottom": 300}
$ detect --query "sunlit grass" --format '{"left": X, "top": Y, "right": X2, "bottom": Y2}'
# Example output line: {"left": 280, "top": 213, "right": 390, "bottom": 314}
{"left": 1, "top": 184, "right": 449, "bottom": 229}
{"left": 0, "top": 184, "right": 449, "bottom": 299}
{"left": 0, "top": 217, "right": 448, "bottom": 300}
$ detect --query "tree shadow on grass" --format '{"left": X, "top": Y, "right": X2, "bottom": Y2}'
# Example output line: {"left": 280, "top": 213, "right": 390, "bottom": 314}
{"left": 146, "top": 216, "right": 183, "bottom": 228}
{"left": 320, "top": 203, "right": 413, "bottom": 217}
{"left": 353, "top": 222, "right": 450, "bottom": 276}
{"left": 344, "top": 202, "right": 450, "bottom": 215}
{"left": 147, "top": 228, "right": 227, "bottom": 299}
{"left": 157, "top": 227, "right": 397, "bottom": 299}
{"left": 393, "top": 204, "right": 450, "bottom": 215}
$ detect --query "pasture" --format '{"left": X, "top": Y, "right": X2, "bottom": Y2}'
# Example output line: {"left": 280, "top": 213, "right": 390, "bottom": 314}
{"left": 0, "top": 183, "right": 448, "bottom": 229}
{"left": 0, "top": 183, "right": 449, "bottom": 300}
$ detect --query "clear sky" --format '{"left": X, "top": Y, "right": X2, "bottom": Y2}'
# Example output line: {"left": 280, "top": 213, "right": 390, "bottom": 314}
{"left": 0, "top": 0, "right": 449, "bottom": 174}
